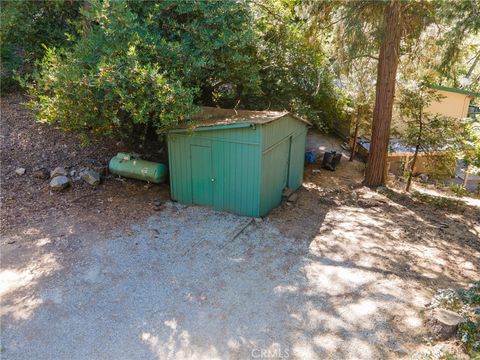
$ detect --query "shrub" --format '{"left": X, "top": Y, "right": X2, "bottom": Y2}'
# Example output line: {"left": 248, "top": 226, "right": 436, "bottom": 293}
{"left": 26, "top": 0, "right": 263, "bottom": 140}
{"left": 24, "top": 0, "right": 343, "bottom": 140}
{"left": 0, "top": 0, "right": 82, "bottom": 92}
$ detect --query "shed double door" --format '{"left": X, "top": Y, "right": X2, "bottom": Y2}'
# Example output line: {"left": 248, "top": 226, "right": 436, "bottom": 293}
{"left": 190, "top": 145, "right": 214, "bottom": 206}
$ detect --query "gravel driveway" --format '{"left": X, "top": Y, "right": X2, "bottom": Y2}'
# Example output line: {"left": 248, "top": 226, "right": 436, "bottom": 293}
{"left": 2, "top": 194, "right": 478, "bottom": 359}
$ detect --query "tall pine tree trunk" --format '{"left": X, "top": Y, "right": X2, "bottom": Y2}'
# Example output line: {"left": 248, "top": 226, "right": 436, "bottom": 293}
{"left": 364, "top": 0, "right": 402, "bottom": 187}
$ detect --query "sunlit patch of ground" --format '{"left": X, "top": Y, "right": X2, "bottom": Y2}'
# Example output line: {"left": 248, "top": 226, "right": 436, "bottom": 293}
{"left": 1, "top": 130, "right": 478, "bottom": 359}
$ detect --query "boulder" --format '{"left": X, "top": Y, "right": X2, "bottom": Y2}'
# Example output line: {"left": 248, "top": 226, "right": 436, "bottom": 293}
{"left": 50, "top": 167, "right": 67, "bottom": 178}
{"left": 426, "top": 308, "right": 466, "bottom": 340}
{"left": 50, "top": 176, "right": 71, "bottom": 191}
{"left": 80, "top": 168, "right": 101, "bottom": 186}
{"left": 15, "top": 168, "right": 26, "bottom": 175}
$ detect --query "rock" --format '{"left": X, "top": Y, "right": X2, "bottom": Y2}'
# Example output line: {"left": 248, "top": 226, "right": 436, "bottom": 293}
{"left": 288, "top": 192, "right": 299, "bottom": 203}
{"left": 254, "top": 217, "right": 262, "bottom": 223}
{"left": 282, "top": 187, "right": 293, "bottom": 198}
{"left": 419, "top": 173, "right": 429, "bottom": 182}
{"left": 50, "top": 167, "right": 67, "bottom": 179}
{"left": 33, "top": 167, "right": 50, "bottom": 180}
{"left": 80, "top": 169, "right": 100, "bottom": 186}
{"left": 153, "top": 199, "right": 165, "bottom": 211}
{"left": 426, "top": 308, "right": 466, "bottom": 340}
{"left": 50, "top": 176, "right": 71, "bottom": 191}
{"left": 15, "top": 168, "right": 26, "bottom": 175}
{"left": 70, "top": 170, "right": 77, "bottom": 177}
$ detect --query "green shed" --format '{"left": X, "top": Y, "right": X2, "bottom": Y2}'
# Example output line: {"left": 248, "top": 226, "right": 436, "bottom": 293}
{"left": 167, "top": 107, "right": 310, "bottom": 217}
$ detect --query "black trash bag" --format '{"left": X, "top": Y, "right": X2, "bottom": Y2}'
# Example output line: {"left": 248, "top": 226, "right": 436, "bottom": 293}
{"left": 322, "top": 151, "right": 342, "bottom": 171}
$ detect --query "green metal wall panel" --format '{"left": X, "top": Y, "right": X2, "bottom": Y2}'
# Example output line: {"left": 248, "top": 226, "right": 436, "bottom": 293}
{"left": 174, "top": 125, "right": 259, "bottom": 144}
{"left": 211, "top": 141, "right": 260, "bottom": 216}
{"left": 168, "top": 115, "right": 307, "bottom": 217}
{"left": 262, "top": 115, "right": 306, "bottom": 151}
{"left": 190, "top": 145, "right": 213, "bottom": 206}
{"left": 288, "top": 129, "right": 307, "bottom": 191}
{"left": 259, "top": 116, "right": 307, "bottom": 216}
{"left": 259, "top": 137, "right": 291, "bottom": 216}
{"left": 168, "top": 127, "right": 262, "bottom": 216}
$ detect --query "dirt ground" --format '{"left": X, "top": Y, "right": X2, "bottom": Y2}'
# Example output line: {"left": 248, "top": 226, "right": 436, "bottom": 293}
{"left": 0, "top": 94, "right": 171, "bottom": 238}
{"left": 1, "top": 95, "right": 479, "bottom": 359}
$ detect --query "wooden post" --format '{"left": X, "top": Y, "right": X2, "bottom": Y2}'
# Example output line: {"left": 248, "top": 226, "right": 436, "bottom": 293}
{"left": 350, "top": 112, "right": 360, "bottom": 161}
{"left": 462, "top": 166, "right": 469, "bottom": 187}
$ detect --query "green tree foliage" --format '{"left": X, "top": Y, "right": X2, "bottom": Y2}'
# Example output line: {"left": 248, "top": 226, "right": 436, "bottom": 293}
{"left": 436, "top": 0, "right": 480, "bottom": 87}
{"left": 25, "top": 0, "right": 260, "bottom": 139}
{"left": 0, "top": 0, "right": 83, "bottom": 91}
{"left": 462, "top": 120, "right": 480, "bottom": 190}
{"left": 397, "top": 83, "right": 470, "bottom": 192}
{"left": 4, "top": 0, "right": 342, "bottom": 140}
{"left": 126, "top": 0, "right": 260, "bottom": 105}
{"left": 26, "top": 1, "right": 203, "bottom": 140}
{"left": 304, "top": 0, "right": 479, "bottom": 186}
{"left": 242, "top": 0, "right": 345, "bottom": 130}
{"left": 339, "top": 58, "right": 376, "bottom": 160}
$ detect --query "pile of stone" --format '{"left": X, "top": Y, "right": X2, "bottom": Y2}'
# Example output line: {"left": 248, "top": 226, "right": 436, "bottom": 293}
{"left": 49, "top": 167, "right": 71, "bottom": 191}
{"left": 18, "top": 165, "right": 104, "bottom": 191}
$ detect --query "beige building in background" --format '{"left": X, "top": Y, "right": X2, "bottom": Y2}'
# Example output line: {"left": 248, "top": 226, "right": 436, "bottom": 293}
{"left": 427, "top": 85, "right": 477, "bottom": 119}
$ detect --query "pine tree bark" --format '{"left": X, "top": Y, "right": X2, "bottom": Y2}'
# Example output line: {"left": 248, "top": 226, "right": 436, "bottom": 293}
{"left": 364, "top": 0, "right": 402, "bottom": 187}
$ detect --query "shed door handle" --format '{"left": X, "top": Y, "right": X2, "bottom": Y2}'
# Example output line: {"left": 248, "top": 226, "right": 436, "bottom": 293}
{"left": 211, "top": 178, "right": 215, "bottom": 182}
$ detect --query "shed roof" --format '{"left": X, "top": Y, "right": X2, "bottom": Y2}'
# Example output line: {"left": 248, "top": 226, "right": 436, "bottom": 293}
{"left": 431, "top": 85, "right": 480, "bottom": 98}
{"left": 175, "top": 106, "right": 311, "bottom": 130}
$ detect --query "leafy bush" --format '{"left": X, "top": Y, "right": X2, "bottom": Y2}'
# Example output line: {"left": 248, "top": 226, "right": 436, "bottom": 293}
{"left": 26, "top": 0, "right": 259, "bottom": 139}
{"left": 0, "top": 0, "right": 82, "bottom": 92}
{"left": 18, "top": 0, "right": 343, "bottom": 140}
{"left": 242, "top": 0, "right": 346, "bottom": 130}
{"left": 449, "top": 183, "right": 468, "bottom": 197}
